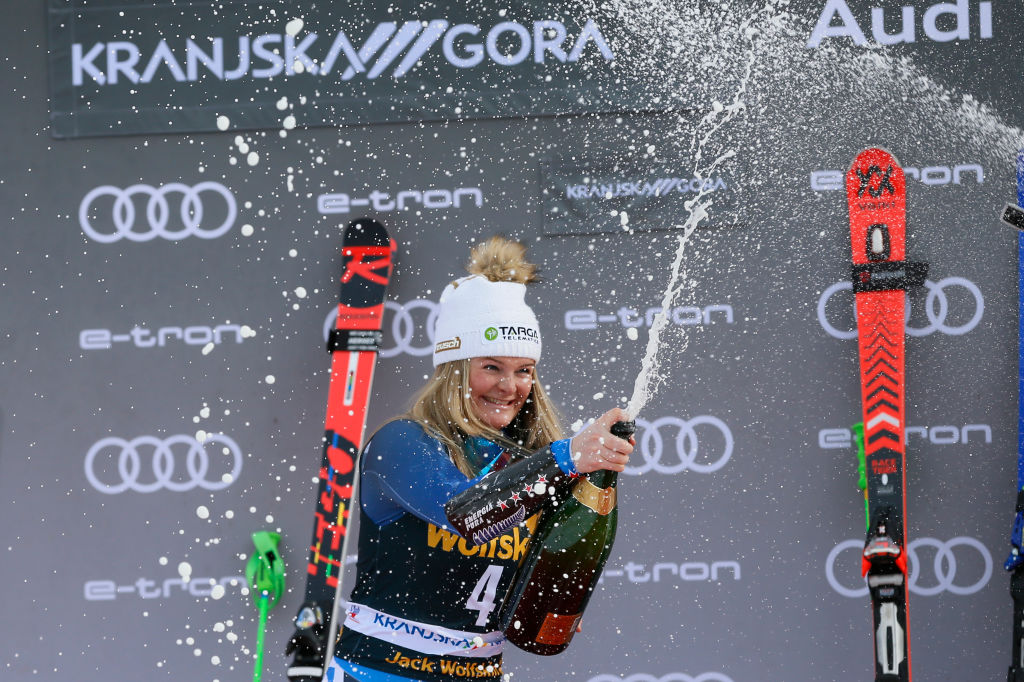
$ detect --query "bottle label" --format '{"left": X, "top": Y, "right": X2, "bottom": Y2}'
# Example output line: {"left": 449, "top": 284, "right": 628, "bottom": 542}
{"left": 535, "top": 611, "right": 581, "bottom": 645}
{"left": 572, "top": 478, "right": 616, "bottom": 515}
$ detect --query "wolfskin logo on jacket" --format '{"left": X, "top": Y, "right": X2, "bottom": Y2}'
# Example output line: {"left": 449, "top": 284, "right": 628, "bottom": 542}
{"left": 435, "top": 337, "right": 461, "bottom": 353}
{"left": 71, "top": 19, "right": 614, "bottom": 86}
{"left": 427, "top": 524, "right": 531, "bottom": 561}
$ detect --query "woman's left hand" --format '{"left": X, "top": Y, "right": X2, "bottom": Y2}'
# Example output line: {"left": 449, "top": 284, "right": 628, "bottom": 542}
{"left": 570, "top": 408, "right": 635, "bottom": 474}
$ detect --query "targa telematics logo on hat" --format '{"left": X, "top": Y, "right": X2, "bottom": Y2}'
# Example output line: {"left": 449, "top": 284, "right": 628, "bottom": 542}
{"left": 482, "top": 325, "right": 540, "bottom": 345}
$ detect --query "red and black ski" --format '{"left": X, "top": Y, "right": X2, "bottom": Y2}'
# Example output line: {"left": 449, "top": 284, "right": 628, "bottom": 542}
{"left": 846, "top": 148, "right": 926, "bottom": 682}
{"left": 286, "top": 218, "right": 396, "bottom": 682}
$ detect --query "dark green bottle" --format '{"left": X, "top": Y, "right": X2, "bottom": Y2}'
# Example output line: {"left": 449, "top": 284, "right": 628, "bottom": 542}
{"left": 498, "top": 421, "right": 633, "bottom": 655}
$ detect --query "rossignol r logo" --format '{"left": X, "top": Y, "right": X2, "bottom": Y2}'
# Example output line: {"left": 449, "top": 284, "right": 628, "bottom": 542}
{"left": 342, "top": 246, "right": 392, "bottom": 285}
{"left": 856, "top": 164, "right": 896, "bottom": 198}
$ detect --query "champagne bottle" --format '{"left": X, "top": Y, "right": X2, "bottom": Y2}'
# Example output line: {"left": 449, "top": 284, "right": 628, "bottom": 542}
{"left": 499, "top": 420, "right": 634, "bottom": 655}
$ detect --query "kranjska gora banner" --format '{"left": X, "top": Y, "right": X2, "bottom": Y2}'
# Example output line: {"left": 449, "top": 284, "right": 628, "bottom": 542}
{"left": 47, "top": 0, "right": 665, "bottom": 138}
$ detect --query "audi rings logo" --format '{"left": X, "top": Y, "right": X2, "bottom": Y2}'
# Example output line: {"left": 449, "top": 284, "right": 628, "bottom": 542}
{"left": 825, "top": 537, "right": 992, "bottom": 597}
{"left": 325, "top": 299, "right": 439, "bottom": 358}
{"left": 625, "top": 416, "right": 733, "bottom": 475}
{"left": 79, "top": 182, "right": 237, "bottom": 243}
{"left": 817, "top": 277, "right": 984, "bottom": 338}
{"left": 84, "top": 434, "right": 243, "bottom": 494}
{"left": 588, "top": 674, "right": 734, "bottom": 682}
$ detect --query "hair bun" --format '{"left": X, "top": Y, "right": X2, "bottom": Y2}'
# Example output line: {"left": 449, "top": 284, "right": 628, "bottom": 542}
{"left": 466, "top": 236, "right": 537, "bottom": 284}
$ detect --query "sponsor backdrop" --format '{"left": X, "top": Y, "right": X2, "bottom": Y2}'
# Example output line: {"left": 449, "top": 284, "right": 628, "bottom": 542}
{"left": 3, "top": 1, "right": 1024, "bottom": 681}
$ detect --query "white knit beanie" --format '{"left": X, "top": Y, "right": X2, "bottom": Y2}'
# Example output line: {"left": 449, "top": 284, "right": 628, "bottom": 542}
{"left": 432, "top": 239, "right": 542, "bottom": 366}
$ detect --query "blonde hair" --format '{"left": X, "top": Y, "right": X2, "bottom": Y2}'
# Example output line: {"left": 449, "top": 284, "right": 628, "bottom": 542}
{"left": 466, "top": 235, "right": 538, "bottom": 285}
{"left": 405, "top": 236, "right": 562, "bottom": 475}
{"left": 407, "top": 359, "right": 565, "bottom": 476}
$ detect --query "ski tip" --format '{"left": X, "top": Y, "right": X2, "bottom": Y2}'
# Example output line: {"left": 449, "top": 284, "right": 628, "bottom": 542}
{"left": 848, "top": 146, "right": 900, "bottom": 170}
{"left": 345, "top": 217, "right": 390, "bottom": 245}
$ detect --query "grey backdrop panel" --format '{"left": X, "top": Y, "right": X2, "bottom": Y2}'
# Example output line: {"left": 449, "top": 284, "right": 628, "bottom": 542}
{"left": 2, "top": 2, "right": 1023, "bottom": 682}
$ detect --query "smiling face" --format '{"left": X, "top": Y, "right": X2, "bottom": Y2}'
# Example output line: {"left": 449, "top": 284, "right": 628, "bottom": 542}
{"left": 467, "top": 356, "right": 536, "bottom": 430}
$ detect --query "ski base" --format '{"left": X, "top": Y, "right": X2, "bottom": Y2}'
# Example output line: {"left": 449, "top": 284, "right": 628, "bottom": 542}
{"left": 847, "top": 147, "right": 920, "bottom": 682}
{"left": 285, "top": 219, "right": 396, "bottom": 682}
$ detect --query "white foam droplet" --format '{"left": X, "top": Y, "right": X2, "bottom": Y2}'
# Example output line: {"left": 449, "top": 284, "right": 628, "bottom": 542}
{"left": 210, "top": 585, "right": 226, "bottom": 601}
{"left": 283, "top": 115, "right": 296, "bottom": 130}
{"left": 195, "top": 430, "right": 208, "bottom": 443}
{"left": 276, "top": 96, "right": 289, "bottom": 111}
{"left": 178, "top": 562, "right": 192, "bottom": 581}
{"left": 216, "top": 115, "right": 230, "bottom": 131}
{"left": 201, "top": 342, "right": 215, "bottom": 355}
{"left": 294, "top": 287, "right": 307, "bottom": 298}
{"left": 241, "top": 224, "right": 254, "bottom": 237}
{"left": 247, "top": 152, "right": 260, "bottom": 166}
{"left": 627, "top": 327, "right": 639, "bottom": 341}
{"left": 196, "top": 506, "right": 210, "bottom": 520}
{"left": 158, "top": 556, "right": 168, "bottom": 566}
{"left": 593, "top": 392, "right": 604, "bottom": 400}
{"left": 265, "top": 375, "right": 275, "bottom": 385}
{"left": 285, "top": 18, "right": 304, "bottom": 36}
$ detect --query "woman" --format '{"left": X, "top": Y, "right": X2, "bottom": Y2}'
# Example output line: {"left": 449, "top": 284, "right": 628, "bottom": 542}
{"left": 325, "top": 236, "right": 634, "bottom": 682}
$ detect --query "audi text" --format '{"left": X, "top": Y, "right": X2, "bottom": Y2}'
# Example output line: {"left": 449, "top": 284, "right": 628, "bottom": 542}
{"left": 806, "top": 0, "right": 993, "bottom": 48}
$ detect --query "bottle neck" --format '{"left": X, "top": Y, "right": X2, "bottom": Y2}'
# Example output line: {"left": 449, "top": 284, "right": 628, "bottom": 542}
{"left": 586, "top": 469, "right": 618, "bottom": 490}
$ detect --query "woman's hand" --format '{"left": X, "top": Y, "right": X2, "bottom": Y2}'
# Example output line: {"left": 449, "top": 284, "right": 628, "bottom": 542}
{"left": 570, "top": 408, "right": 635, "bottom": 474}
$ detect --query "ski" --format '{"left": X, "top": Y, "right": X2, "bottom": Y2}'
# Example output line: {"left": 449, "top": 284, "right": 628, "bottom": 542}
{"left": 1002, "top": 148, "right": 1024, "bottom": 682}
{"left": 846, "top": 147, "right": 927, "bottom": 682}
{"left": 286, "top": 218, "right": 396, "bottom": 682}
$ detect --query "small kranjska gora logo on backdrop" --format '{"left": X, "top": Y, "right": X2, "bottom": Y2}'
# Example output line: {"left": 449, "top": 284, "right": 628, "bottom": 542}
{"left": 482, "top": 326, "right": 539, "bottom": 344}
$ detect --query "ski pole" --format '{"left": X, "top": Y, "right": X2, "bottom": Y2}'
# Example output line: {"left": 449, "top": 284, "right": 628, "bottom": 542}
{"left": 246, "top": 531, "right": 286, "bottom": 682}
{"left": 851, "top": 422, "right": 869, "bottom": 533}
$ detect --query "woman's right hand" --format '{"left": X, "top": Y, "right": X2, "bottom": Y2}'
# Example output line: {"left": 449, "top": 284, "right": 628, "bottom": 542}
{"left": 570, "top": 408, "right": 635, "bottom": 474}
